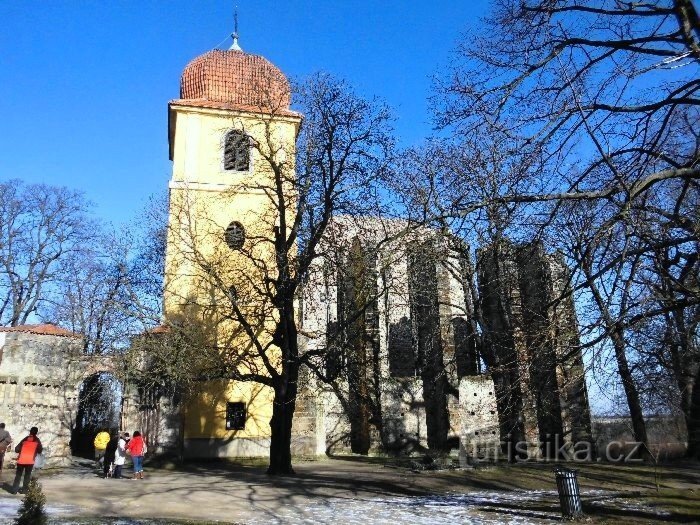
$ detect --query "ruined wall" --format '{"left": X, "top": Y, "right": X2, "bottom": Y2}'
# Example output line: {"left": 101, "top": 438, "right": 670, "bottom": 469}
{"left": 0, "top": 328, "right": 186, "bottom": 463}
{"left": 290, "top": 367, "right": 326, "bottom": 456}
{"left": 320, "top": 385, "right": 352, "bottom": 454}
{"left": 299, "top": 221, "right": 593, "bottom": 461}
{"left": 341, "top": 237, "right": 381, "bottom": 454}
{"left": 408, "top": 242, "right": 450, "bottom": 451}
{"left": 380, "top": 378, "right": 428, "bottom": 451}
{"left": 477, "top": 242, "right": 541, "bottom": 459}
{"left": 516, "top": 244, "right": 566, "bottom": 451}
{"left": 546, "top": 255, "right": 594, "bottom": 447}
{"left": 478, "top": 241, "right": 594, "bottom": 459}
{"left": 0, "top": 331, "right": 83, "bottom": 466}
{"left": 459, "top": 375, "right": 500, "bottom": 464}
{"left": 121, "top": 383, "right": 182, "bottom": 456}
{"left": 301, "top": 217, "right": 496, "bottom": 457}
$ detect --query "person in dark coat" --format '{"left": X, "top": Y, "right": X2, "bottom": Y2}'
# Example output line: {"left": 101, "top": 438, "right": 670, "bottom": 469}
{"left": 0, "top": 422, "right": 12, "bottom": 473}
{"left": 103, "top": 432, "right": 119, "bottom": 478}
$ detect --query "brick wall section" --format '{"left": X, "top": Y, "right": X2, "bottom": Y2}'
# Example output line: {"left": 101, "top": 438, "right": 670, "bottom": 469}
{"left": 478, "top": 242, "right": 541, "bottom": 459}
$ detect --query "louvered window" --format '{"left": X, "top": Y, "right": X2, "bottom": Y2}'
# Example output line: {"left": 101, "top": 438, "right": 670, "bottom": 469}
{"left": 224, "top": 130, "right": 250, "bottom": 171}
{"left": 225, "top": 221, "right": 246, "bottom": 250}
{"left": 226, "top": 402, "right": 246, "bottom": 430}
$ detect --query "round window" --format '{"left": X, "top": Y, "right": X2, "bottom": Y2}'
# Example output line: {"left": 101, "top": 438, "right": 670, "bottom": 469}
{"left": 225, "top": 221, "right": 245, "bottom": 250}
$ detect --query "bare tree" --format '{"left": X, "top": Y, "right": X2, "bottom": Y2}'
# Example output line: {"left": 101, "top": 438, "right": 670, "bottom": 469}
{"left": 40, "top": 231, "right": 132, "bottom": 354}
{"left": 0, "top": 180, "right": 93, "bottom": 326}
{"left": 37, "top": 191, "right": 169, "bottom": 356}
{"left": 153, "top": 73, "right": 394, "bottom": 474}
{"left": 426, "top": 0, "right": 699, "bottom": 454}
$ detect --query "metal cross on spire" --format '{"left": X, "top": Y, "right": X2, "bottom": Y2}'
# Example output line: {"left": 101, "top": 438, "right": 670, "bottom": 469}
{"left": 229, "top": 5, "right": 242, "bottom": 51}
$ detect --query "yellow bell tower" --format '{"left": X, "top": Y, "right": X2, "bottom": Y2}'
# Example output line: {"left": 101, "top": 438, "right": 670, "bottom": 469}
{"left": 164, "top": 36, "right": 302, "bottom": 457}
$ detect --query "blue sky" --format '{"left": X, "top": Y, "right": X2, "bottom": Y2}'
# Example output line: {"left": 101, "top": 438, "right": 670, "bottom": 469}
{"left": 0, "top": 1, "right": 488, "bottom": 226}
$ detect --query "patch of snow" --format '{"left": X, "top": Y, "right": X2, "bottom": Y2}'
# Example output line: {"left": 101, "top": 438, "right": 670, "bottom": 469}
{"left": 0, "top": 497, "right": 77, "bottom": 523}
{"left": 245, "top": 491, "right": 564, "bottom": 525}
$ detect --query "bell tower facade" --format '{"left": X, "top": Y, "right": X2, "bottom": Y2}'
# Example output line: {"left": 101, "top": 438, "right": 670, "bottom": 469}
{"left": 164, "top": 45, "right": 301, "bottom": 457}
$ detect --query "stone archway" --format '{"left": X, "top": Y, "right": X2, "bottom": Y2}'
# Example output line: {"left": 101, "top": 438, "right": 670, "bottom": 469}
{"left": 70, "top": 369, "right": 123, "bottom": 457}
{"left": 71, "top": 353, "right": 184, "bottom": 459}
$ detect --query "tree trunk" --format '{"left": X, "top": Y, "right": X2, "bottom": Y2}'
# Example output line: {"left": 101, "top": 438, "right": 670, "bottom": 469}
{"left": 267, "top": 374, "right": 298, "bottom": 475}
{"left": 267, "top": 296, "right": 299, "bottom": 475}
{"left": 665, "top": 308, "right": 700, "bottom": 460}
{"left": 587, "top": 278, "right": 650, "bottom": 454}
{"left": 686, "top": 362, "right": 700, "bottom": 459}
{"left": 609, "top": 325, "right": 650, "bottom": 454}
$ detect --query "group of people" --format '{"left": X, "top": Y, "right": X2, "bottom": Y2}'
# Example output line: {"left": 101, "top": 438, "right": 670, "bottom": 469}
{"left": 0, "top": 421, "right": 148, "bottom": 496}
{"left": 0, "top": 423, "right": 44, "bottom": 495}
{"left": 94, "top": 429, "right": 147, "bottom": 479}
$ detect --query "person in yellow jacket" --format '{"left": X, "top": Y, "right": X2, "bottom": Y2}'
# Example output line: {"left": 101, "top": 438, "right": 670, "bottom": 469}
{"left": 93, "top": 429, "right": 110, "bottom": 468}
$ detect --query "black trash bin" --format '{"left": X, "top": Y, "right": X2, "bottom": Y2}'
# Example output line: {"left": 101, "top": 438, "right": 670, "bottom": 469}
{"left": 554, "top": 465, "right": 583, "bottom": 518}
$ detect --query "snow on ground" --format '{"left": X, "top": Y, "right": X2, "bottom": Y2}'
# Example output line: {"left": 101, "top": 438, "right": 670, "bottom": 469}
{"left": 0, "top": 497, "right": 78, "bottom": 523}
{"left": 246, "top": 490, "right": 565, "bottom": 525}
{"left": 0, "top": 488, "right": 671, "bottom": 524}
{"left": 1, "top": 490, "right": 562, "bottom": 524}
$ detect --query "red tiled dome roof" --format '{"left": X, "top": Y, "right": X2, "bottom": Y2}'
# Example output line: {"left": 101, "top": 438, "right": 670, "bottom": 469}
{"left": 179, "top": 49, "right": 291, "bottom": 112}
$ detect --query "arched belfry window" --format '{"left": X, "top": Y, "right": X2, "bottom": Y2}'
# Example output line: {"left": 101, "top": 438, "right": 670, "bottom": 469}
{"left": 224, "top": 130, "right": 250, "bottom": 171}
{"left": 225, "top": 221, "right": 246, "bottom": 250}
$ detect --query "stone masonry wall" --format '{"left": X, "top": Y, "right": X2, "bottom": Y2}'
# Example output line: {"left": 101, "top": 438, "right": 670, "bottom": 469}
{"left": 0, "top": 331, "right": 84, "bottom": 467}
{"left": 301, "top": 217, "right": 497, "bottom": 457}
{"left": 478, "top": 241, "right": 594, "bottom": 459}
{"left": 459, "top": 375, "right": 500, "bottom": 464}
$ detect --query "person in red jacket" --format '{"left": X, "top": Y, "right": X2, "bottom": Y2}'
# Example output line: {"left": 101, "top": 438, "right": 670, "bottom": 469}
{"left": 126, "top": 430, "right": 146, "bottom": 479}
{"left": 11, "top": 426, "right": 43, "bottom": 494}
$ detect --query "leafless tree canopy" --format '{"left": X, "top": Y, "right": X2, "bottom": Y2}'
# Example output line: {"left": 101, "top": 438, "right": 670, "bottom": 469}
{"left": 420, "top": 0, "right": 700, "bottom": 457}
{"left": 0, "top": 180, "right": 93, "bottom": 326}
{"left": 439, "top": 0, "right": 698, "bottom": 202}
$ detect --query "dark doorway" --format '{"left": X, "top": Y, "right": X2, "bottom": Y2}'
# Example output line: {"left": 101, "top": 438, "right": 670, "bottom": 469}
{"left": 70, "top": 372, "right": 122, "bottom": 457}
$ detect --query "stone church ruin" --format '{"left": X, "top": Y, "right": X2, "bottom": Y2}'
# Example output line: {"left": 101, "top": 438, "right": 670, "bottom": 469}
{"left": 300, "top": 217, "right": 594, "bottom": 463}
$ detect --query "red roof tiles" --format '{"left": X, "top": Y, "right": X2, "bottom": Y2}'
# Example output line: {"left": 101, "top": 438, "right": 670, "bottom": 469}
{"left": 180, "top": 50, "right": 291, "bottom": 112}
{"left": 147, "top": 325, "right": 170, "bottom": 335}
{"left": 0, "top": 323, "right": 82, "bottom": 338}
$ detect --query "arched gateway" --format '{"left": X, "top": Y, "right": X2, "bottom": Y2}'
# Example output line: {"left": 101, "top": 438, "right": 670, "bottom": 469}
{"left": 0, "top": 324, "right": 160, "bottom": 466}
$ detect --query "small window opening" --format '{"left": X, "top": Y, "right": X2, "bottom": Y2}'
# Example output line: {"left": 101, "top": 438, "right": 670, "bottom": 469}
{"left": 226, "top": 402, "right": 246, "bottom": 430}
{"left": 224, "top": 130, "right": 250, "bottom": 171}
{"left": 225, "top": 221, "right": 246, "bottom": 250}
